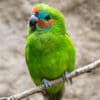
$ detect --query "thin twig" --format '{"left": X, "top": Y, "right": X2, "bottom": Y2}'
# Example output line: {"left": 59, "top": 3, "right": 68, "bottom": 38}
{"left": 0, "top": 59, "right": 100, "bottom": 100}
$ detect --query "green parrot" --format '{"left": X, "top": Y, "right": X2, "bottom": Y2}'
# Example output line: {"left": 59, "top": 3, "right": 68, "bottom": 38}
{"left": 25, "top": 4, "right": 76, "bottom": 100}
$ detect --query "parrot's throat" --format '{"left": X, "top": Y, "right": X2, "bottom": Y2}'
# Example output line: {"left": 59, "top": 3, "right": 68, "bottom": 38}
{"left": 29, "top": 21, "right": 37, "bottom": 32}
{"left": 37, "top": 20, "right": 56, "bottom": 28}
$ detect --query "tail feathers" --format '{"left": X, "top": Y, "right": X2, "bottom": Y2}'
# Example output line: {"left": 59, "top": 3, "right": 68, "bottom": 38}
{"left": 44, "top": 88, "right": 64, "bottom": 100}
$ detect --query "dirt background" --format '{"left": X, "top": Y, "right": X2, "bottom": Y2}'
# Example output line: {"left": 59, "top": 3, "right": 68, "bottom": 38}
{"left": 0, "top": 0, "right": 100, "bottom": 100}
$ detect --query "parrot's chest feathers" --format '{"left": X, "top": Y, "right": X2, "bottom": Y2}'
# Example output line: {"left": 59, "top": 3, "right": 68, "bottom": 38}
{"left": 27, "top": 34, "right": 68, "bottom": 61}
{"left": 26, "top": 34, "right": 69, "bottom": 80}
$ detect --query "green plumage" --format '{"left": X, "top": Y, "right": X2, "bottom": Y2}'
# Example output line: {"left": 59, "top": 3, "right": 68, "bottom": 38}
{"left": 25, "top": 4, "right": 76, "bottom": 100}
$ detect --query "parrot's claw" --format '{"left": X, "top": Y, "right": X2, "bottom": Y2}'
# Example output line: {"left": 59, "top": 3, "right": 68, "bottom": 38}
{"left": 63, "top": 71, "right": 73, "bottom": 84}
{"left": 42, "top": 79, "right": 51, "bottom": 89}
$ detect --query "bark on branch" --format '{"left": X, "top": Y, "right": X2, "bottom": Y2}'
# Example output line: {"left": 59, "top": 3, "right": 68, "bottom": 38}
{"left": 0, "top": 59, "right": 100, "bottom": 100}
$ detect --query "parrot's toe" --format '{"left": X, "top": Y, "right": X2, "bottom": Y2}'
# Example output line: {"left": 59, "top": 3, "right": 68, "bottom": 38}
{"left": 42, "top": 79, "right": 51, "bottom": 89}
{"left": 63, "top": 71, "right": 73, "bottom": 84}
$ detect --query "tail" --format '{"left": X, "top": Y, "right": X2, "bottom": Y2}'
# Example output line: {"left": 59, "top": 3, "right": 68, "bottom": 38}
{"left": 44, "top": 88, "right": 64, "bottom": 100}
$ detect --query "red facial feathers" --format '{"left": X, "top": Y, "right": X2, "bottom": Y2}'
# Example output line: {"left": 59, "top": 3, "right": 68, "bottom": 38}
{"left": 33, "top": 8, "right": 39, "bottom": 14}
{"left": 37, "top": 20, "right": 56, "bottom": 27}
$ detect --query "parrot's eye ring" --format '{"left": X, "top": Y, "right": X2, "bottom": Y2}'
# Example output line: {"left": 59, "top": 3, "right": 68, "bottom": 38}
{"left": 44, "top": 15, "right": 51, "bottom": 21}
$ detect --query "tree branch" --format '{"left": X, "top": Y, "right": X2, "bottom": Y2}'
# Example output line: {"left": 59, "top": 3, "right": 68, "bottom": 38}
{"left": 0, "top": 59, "right": 100, "bottom": 100}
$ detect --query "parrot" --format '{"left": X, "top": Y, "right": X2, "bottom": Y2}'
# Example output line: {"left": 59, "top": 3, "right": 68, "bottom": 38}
{"left": 25, "top": 3, "right": 76, "bottom": 100}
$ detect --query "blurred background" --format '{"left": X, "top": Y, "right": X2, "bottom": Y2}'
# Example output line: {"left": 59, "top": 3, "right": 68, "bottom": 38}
{"left": 0, "top": 0, "right": 100, "bottom": 100}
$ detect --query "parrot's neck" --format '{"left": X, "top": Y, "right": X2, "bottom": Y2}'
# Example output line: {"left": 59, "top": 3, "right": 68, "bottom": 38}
{"left": 28, "top": 25, "right": 67, "bottom": 36}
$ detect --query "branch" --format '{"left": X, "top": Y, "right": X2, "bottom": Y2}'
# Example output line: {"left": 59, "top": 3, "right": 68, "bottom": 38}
{"left": 0, "top": 59, "right": 100, "bottom": 100}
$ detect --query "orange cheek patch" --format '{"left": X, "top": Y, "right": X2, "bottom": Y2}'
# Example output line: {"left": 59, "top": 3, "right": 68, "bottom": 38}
{"left": 37, "top": 20, "right": 47, "bottom": 27}
{"left": 37, "top": 20, "right": 56, "bottom": 28}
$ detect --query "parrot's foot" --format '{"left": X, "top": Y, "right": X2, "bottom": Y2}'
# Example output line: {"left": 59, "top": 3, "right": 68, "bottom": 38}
{"left": 63, "top": 71, "right": 73, "bottom": 84}
{"left": 42, "top": 79, "right": 51, "bottom": 89}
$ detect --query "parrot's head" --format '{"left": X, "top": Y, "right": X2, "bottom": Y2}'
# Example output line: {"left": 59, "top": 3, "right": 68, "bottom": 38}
{"left": 28, "top": 4, "right": 66, "bottom": 35}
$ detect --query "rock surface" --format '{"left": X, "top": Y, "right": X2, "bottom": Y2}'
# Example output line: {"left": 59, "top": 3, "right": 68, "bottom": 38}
{"left": 0, "top": 0, "right": 100, "bottom": 100}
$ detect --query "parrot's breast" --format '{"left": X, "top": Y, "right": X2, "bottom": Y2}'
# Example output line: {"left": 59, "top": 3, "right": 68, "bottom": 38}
{"left": 25, "top": 33, "right": 75, "bottom": 85}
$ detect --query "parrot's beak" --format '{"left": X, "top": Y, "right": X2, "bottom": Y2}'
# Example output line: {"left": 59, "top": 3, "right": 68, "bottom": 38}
{"left": 29, "top": 14, "right": 38, "bottom": 31}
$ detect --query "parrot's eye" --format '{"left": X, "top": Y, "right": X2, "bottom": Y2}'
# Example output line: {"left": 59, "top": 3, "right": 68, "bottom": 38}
{"left": 44, "top": 15, "right": 51, "bottom": 21}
